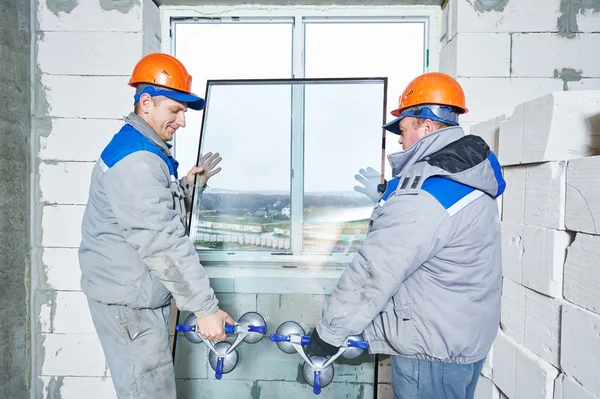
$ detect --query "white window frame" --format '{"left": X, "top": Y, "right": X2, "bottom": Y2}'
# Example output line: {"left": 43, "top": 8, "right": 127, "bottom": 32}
{"left": 160, "top": 5, "right": 440, "bottom": 267}
{"left": 160, "top": 5, "right": 440, "bottom": 77}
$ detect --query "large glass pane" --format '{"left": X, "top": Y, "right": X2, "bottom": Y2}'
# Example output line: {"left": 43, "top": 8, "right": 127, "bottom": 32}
{"left": 303, "top": 83, "right": 384, "bottom": 254}
{"left": 304, "top": 21, "right": 425, "bottom": 174}
{"left": 188, "top": 79, "right": 386, "bottom": 259}
{"left": 189, "top": 83, "right": 292, "bottom": 253}
{"left": 174, "top": 21, "right": 293, "bottom": 173}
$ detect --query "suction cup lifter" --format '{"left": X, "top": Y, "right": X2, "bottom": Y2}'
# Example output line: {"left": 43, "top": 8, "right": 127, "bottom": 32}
{"left": 175, "top": 313, "right": 369, "bottom": 392}
{"left": 176, "top": 311, "right": 267, "bottom": 380}
{"left": 270, "top": 321, "right": 369, "bottom": 395}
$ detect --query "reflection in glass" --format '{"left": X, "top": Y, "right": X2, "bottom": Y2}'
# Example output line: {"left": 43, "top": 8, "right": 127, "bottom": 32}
{"left": 303, "top": 83, "right": 384, "bottom": 254}
{"left": 190, "top": 84, "right": 292, "bottom": 253}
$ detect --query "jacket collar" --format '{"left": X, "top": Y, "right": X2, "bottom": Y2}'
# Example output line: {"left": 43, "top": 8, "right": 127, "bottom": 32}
{"left": 124, "top": 113, "right": 173, "bottom": 157}
{"left": 387, "top": 126, "right": 465, "bottom": 178}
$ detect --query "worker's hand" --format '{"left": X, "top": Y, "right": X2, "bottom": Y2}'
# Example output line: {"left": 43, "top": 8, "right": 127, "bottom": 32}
{"left": 354, "top": 167, "right": 383, "bottom": 203}
{"left": 306, "top": 329, "right": 339, "bottom": 357}
{"left": 195, "top": 309, "right": 235, "bottom": 342}
{"left": 186, "top": 152, "right": 222, "bottom": 187}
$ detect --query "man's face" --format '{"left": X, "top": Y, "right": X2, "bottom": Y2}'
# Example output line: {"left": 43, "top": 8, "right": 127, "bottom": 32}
{"left": 397, "top": 117, "right": 430, "bottom": 150}
{"left": 145, "top": 96, "right": 188, "bottom": 142}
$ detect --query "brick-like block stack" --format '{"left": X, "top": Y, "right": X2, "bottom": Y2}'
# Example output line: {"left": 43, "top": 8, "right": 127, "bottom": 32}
{"left": 470, "top": 90, "right": 600, "bottom": 399}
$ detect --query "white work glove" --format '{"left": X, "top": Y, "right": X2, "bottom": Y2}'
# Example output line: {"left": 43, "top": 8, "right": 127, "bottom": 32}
{"left": 354, "top": 167, "right": 384, "bottom": 203}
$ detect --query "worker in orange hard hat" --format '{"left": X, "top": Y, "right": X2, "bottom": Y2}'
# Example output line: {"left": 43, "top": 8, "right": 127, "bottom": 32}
{"left": 383, "top": 71, "right": 469, "bottom": 148}
{"left": 79, "top": 53, "right": 233, "bottom": 399}
{"left": 309, "top": 71, "right": 505, "bottom": 399}
{"left": 129, "top": 52, "right": 206, "bottom": 111}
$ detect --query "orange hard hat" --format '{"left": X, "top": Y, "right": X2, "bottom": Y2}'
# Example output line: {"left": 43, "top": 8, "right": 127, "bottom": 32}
{"left": 129, "top": 53, "right": 205, "bottom": 110}
{"left": 390, "top": 72, "right": 468, "bottom": 117}
{"left": 382, "top": 72, "right": 468, "bottom": 134}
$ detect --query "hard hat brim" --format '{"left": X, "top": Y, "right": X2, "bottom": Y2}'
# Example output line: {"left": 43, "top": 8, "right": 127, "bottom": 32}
{"left": 134, "top": 85, "right": 206, "bottom": 111}
{"left": 162, "top": 91, "right": 206, "bottom": 111}
{"left": 382, "top": 116, "right": 402, "bottom": 135}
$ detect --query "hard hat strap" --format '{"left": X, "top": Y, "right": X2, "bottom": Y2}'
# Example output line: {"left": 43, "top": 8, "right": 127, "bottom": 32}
{"left": 399, "top": 104, "right": 460, "bottom": 126}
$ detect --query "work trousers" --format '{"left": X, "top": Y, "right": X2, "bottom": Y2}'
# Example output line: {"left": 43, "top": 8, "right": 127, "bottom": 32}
{"left": 392, "top": 354, "right": 486, "bottom": 399}
{"left": 88, "top": 299, "right": 176, "bottom": 399}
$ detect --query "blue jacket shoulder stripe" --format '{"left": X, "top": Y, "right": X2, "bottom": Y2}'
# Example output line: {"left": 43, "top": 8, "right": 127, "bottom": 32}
{"left": 100, "top": 124, "right": 178, "bottom": 179}
{"left": 421, "top": 177, "right": 485, "bottom": 216}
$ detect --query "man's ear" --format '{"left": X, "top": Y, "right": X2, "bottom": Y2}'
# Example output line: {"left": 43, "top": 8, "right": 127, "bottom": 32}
{"left": 424, "top": 119, "right": 435, "bottom": 134}
{"left": 139, "top": 93, "right": 153, "bottom": 114}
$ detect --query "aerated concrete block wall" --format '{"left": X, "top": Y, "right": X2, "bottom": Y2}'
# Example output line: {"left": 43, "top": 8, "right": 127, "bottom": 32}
{"left": 439, "top": 0, "right": 600, "bottom": 132}
{"left": 470, "top": 90, "right": 600, "bottom": 399}
{"left": 32, "top": 1, "right": 160, "bottom": 397}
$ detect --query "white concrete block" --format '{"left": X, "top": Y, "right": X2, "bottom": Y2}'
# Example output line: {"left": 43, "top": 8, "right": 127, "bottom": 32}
{"left": 458, "top": 78, "right": 563, "bottom": 125}
{"left": 43, "top": 248, "right": 81, "bottom": 291}
{"left": 563, "top": 233, "right": 600, "bottom": 314}
{"left": 497, "top": 193, "right": 503, "bottom": 220}
{"left": 524, "top": 289, "right": 562, "bottom": 367}
{"left": 439, "top": 35, "right": 458, "bottom": 77}
{"left": 37, "top": 31, "right": 143, "bottom": 75}
{"left": 52, "top": 291, "right": 95, "bottom": 334}
{"left": 566, "top": 156, "right": 600, "bottom": 235}
{"left": 457, "top": 33, "right": 511, "bottom": 77}
{"left": 40, "top": 162, "right": 95, "bottom": 205}
{"left": 512, "top": 33, "right": 600, "bottom": 78}
{"left": 41, "top": 333, "right": 106, "bottom": 377}
{"left": 378, "top": 355, "right": 392, "bottom": 383}
{"left": 522, "top": 226, "right": 571, "bottom": 298}
{"left": 41, "top": 377, "right": 116, "bottom": 399}
{"left": 498, "top": 104, "right": 524, "bottom": 166}
{"left": 515, "top": 339, "right": 559, "bottom": 399}
{"left": 41, "top": 205, "right": 85, "bottom": 248}
{"left": 492, "top": 332, "right": 517, "bottom": 398}
{"left": 38, "top": 75, "right": 131, "bottom": 119}
{"left": 561, "top": 303, "right": 600, "bottom": 397}
{"left": 475, "top": 376, "right": 500, "bottom": 399}
{"left": 481, "top": 343, "right": 494, "bottom": 379}
{"left": 470, "top": 115, "right": 506, "bottom": 154}
{"left": 39, "top": 291, "right": 94, "bottom": 334}
{"left": 39, "top": 118, "right": 122, "bottom": 162}
{"left": 524, "top": 162, "right": 566, "bottom": 230}
{"left": 142, "top": 0, "right": 161, "bottom": 43}
{"left": 500, "top": 278, "right": 526, "bottom": 344}
{"left": 500, "top": 222, "right": 524, "bottom": 283}
{"left": 39, "top": 302, "right": 52, "bottom": 333}
{"left": 377, "top": 384, "right": 394, "bottom": 399}
{"left": 143, "top": 33, "right": 161, "bottom": 56}
{"left": 500, "top": 167, "right": 526, "bottom": 224}
{"left": 554, "top": 374, "right": 599, "bottom": 399}
{"left": 455, "top": 0, "right": 562, "bottom": 33}
{"left": 449, "top": 0, "right": 458, "bottom": 43}
{"left": 521, "top": 92, "right": 600, "bottom": 164}
{"left": 440, "top": 3, "right": 451, "bottom": 46}
{"left": 567, "top": 79, "right": 600, "bottom": 90}
{"left": 37, "top": 0, "right": 143, "bottom": 32}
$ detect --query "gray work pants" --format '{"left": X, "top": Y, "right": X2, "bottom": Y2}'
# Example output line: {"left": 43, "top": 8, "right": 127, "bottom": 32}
{"left": 88, "top": 299, "right": 176, "bottom": 399}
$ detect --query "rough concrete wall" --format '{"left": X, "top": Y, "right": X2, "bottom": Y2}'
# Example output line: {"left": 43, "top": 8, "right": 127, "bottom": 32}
{"left": 0, "top": 0, "right": 31, "bottom": 397}
{"left": 439, "top": 0, "right": 600, "bottom": 133}
{"left": 32, "top": 1, "right": 160, "bottom": 397}
{"left": 470, "top": 91, "right": 600, "bottom": 399}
